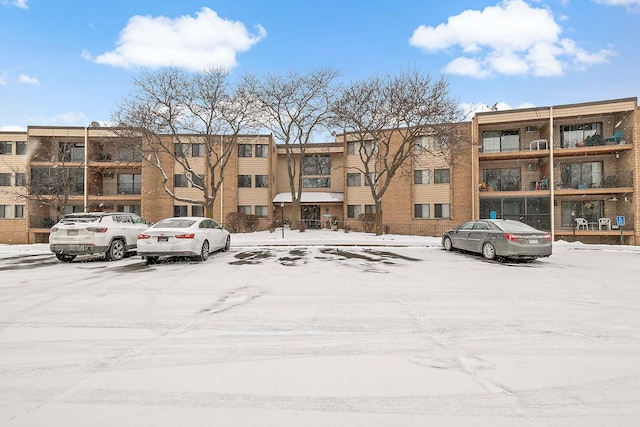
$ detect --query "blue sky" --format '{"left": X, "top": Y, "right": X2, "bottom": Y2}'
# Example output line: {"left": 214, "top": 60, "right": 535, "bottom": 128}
{"left": 1, "top": 0, "right": 639, "bottom": 133}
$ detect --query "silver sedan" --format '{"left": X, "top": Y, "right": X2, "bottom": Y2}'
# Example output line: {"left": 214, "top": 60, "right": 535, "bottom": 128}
{"left": 137, "top": 217, "right": 231, "bottom": 264}
{"left": 442, "top": 219, "right": 552, "bottom": 261}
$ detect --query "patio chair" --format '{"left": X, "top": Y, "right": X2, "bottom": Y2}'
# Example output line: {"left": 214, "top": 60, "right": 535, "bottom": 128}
{"left": 575, "top": 218, "right": 588, "bottom": 230}
{"left": 604, "top": 130, "right": 623, "bottom": 144}
{"left": 598, "top": 218, "right": 611, "bottom": 230}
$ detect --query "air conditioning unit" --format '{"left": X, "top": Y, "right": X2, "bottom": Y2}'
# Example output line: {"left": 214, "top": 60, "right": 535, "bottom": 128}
{"left": 526, "top": 162, "right": 539, "bottom": 171}
{"left": 525, "top": 126, "right": 538, "bottom": 133}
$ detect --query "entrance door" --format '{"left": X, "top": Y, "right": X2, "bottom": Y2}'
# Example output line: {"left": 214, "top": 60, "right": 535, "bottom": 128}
{"left": 301, "top": 205, "right": 321, "bottom": 228}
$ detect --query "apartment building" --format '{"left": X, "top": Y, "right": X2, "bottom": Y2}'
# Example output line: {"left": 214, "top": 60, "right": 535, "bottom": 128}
{"left": 0, "top": 96, "right": 638, "bottom": 245}
{"left": 472, "top": 97, "right": 639, "bottom": 245}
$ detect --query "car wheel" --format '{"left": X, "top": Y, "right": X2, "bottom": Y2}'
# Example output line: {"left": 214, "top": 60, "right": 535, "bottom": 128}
{"left": 105, "top": 239, "right": 125, "bottom": 261}
{"left": 223, "top": 235, "right": 231, "bottom": 251}
{"left": 144, "top": 256, "right": 158, "bottom": 265}
{"left": 55, "top": 253, "right": 76, "bottom": 262}
{"left": 198, "top": 240, "right": 210, "bottom": 261}
{"left": 443, "top": 236, "right": 454, "bottom": 251}
{"left": 482, "top": 242, "right": 497, "bottom": 260}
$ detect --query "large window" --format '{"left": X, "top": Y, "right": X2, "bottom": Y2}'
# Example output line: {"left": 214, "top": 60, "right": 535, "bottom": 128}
{"left": 482, "top": 168, "right": 519, "bottom": 191}
{"left": 303, "top": 154, "right": 331, "bottom": 176}
{"left": 0, "top": 141, "right": 11, "bottom": 155}
{"left": 238, "top": 144, "right": 252, "bottom": 157}
{"left": 347, "top": 205, "right": 361, "bottom": 219}
{"left": 482, "top": 130, "right": 519, "bottom": 153}
{"left": 560, "top": 122, "right": 602, "bottom": 148}
{"left": 255, "top": 205, "right": 269, "bottom": 216}
{"left": 434, "top": 203, "right": 450, "bottom": 219}
{"left": 303, "top": 178, "right": 330, "bottom": 188}
{"left": 434, "top": 169, "right": 450, "bottom": 184}
{"left": 347, "top": 173, "right": 361, "bottom": 187}
{"left": 117, "top": 145, "right": 141, "bottom": 162}
{"left": 414, "top": 169, "right": 430, "bottom": 184}
{"left": 0, "top": 173, "right": 10, "bottom": 186}
{"left": 255, "top": 175, "right": 269, "bottom": 188}
{"left": 59, "top": 143, "right": 84, "bottom": 162}
{"left": 414, "top": 203, "right": 430, "bottom": 219}
{"left": 561, "top": 162, "right": 603, "bottom": 189}
{"left": 480, "top": 197, "right": 550, "bottom": 230}
{"left": 561, "top": 200, "right": 602, "bottom": 226}
{"left": 118, "top": 174, "right": 141, "bottom": 195}
{"left": 238, "top": 175, "right": 252, "bottom": 188}
{"left": 255, "top": 144, "right": 269, "bottom": 158}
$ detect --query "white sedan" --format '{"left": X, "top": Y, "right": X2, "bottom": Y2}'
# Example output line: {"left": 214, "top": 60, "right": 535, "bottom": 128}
{"left": 137, "top": 217, "right": 231, "bottom": 264}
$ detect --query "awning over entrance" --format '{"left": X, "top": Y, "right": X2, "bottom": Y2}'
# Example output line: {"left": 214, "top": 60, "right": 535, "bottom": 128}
{"left": 273, "top": 192, "right": 344, "bottom": 203}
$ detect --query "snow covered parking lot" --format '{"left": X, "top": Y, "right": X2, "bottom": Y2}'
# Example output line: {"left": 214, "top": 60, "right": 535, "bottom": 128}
{"left": 1, "top": 230, "right": 640, "bottom": 426}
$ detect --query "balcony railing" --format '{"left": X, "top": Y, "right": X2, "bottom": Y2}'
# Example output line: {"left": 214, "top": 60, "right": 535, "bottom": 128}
{"left": 558, "top": 171, "right": 633, "bottom": 190}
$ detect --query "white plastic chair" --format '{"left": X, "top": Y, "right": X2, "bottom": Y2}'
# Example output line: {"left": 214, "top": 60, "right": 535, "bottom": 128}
{"left": 598, "top": 218, "right": 611, "bottom": 230}
{"left": 575, "top": 218, "right": 588, "bottom": 230}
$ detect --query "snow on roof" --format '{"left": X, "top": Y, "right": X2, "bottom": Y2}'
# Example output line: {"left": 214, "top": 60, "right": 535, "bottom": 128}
{"left": 273, "top": 192, "right": 344, "bottom": 203}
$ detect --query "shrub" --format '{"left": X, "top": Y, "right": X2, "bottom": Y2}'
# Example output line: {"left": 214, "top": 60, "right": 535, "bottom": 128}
{"left": 358, "top": 213, "right": 376, "bottom": 233}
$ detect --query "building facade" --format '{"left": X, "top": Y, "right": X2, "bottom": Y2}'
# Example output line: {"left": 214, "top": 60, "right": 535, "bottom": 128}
{"left": 0, "top": 96, "right": 638, "bottom": 245}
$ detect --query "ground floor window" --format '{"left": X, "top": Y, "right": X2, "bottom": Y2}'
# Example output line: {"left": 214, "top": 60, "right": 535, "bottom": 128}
{"left": 347, "top": 205, "right": 361, "bottom": 219}
{"left": 118, "top": 205, "right": 141, "bottom": 216}
{"left": 561, "top": 200, "right": 602, "bottom": 226}
{"left": 434, "top": 203, "right": 450, "bottom": 218}
{"left": 174, "top": 205, "right": 188, "bottom": 217}
{"left": 414, "top": 203, "right": 430, "bottom": 219}
{"left": 237, "top": 205, "right": 251, "bottom": 215}
{"left": 480, "top": 197, "right": 550, "bottom": 230}
{"left": 191, "top": 205, "right": 204, "bottom": 217}
{"left": 255, "top": 205, "right": 269, "bottom": 216}
{"left": 14, "top": 205, "right": 24, "bottom": 219}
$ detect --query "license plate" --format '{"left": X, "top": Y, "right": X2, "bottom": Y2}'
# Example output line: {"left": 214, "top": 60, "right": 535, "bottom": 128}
{"left": 158, "top": 236, "right": 168, "bottom": 242}
{"left": 528, "top": 239, "right": 538, "bottom": 244}
{"left": 67, "top": 230, "right": 78, "bottom": 236}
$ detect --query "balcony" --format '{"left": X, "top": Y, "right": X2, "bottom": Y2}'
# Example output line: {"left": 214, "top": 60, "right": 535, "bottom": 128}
{"left": 555, "top": 171, "right": 633, "bottom": 195}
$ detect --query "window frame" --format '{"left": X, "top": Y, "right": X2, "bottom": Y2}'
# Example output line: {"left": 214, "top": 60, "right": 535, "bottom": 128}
{"left": 238, "top": 174, "right": 252, "bottom": 188}
{"left": 434, "top": 169, "right": 450, "bottom": 184}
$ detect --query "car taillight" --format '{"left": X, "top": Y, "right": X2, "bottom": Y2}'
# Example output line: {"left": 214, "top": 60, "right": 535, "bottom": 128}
{"left": 174, "top": 233, "right": 195, "bottom": 239}
{"left": 504, "top": 234, "right": 524, "bottom": 242}
{"left": 51, "top": 227, "right": 58, "bottom": 232}
{"left": 86, "top": 227, "right": 107, "bottom": 233}
{"left": 137, "top": 234, "right": 151, "bottom": 239}
{"left": 543, "top": 234, "right": 552, "bottom": 242}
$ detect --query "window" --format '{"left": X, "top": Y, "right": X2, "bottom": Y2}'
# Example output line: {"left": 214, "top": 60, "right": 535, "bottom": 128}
{"left": 303, "top": 154, "right": 331, "bottom": 175}
{"left": 15, "top": 173, "right": 26, "bottom": 186}
{"left": 14, "top": 205, "right": 25, "bottom": 219}
{"left": 435, "top": 203, "right": 450, "bottom": 219}
{"left": 560, "top": 122, "right": 602, "bottom": 148}
{"left": 59, "top": 143, "right": 84, "bottom": 162}
{"left": 64, "top": 205, "right": 84, "bottom": 214}
{"left": 434, "top": 169, "right": 450, "bottom": 184}
{"left": 16, "top": 142, "right": 26, "bottom": 155}
{"left": 255, "top": 144, "right": 269, "bottom": 158}
{"left": 117, "top": 145, "right": 141, "bottom": 162}
{"left": 238, "top": 205, "right": 251, "bottom": 214}
{"left": 561, "top": 200, "right": 602, "bottom": 226}
{"left": 238, "top": 175, "right": 252, "bottom": 188}
{"left": 174, "top": 205, "right": 188, "bottom": 217}
{"left": 192, "top": 143, "right": 205, "bottom": 157}
{"left": 0, "top": 173, "right": 10, "bottom": 186}
{"left": 414, "top": 170, "right": 430, "bottom": 184}
{"left": 303, "top": 177, "right": 330, "bottom": 188}
{"left": 255, "top": 175, "right": 269, "bottom": 188}
{"left": 561, "top": 162, "right": 603, "bottom": 189}
{"left": 118, "top": 205, "right": 141, "bottom": 216}
{"left": 174, "top": 143, "right": 189, "bottom": 157}
{"left": 0, "top": 205, "right": 9, "bottom": 218}
{"left": 414, "top": 204, "right": 430, "bottom": 219}
{"left": 347, "top": 205, "right": 361, "bottom": 219}
{"left": 192, "top": 174, "right": 205, "bottom": 189}
{"left": 191, "top": 205, "right": 204, "bottom": 217}
{"left": 347, "top": 140, "right": 376, "bottom": 156}
{"left": 174, "top": 174, "right": 188, "bottom": 187}
{"left": 413, "top": 136, "right": 431, "bottom": 152}
{"left": 238, "top": 144, "right": 252, "bottom": 157}
{"left": 118, "top": 173, "right": 141, "bottom": 195}
{"left": 0, "top": 141, "right": 11, "bottom": 155}
{"left": 365, "top": 172, "right": 377, "bottom": 186}
{"left": 482, "top": 130, "right": 519, "bottom": 153}
{"left": 255, "top": 205, "right": 269, "bottom": 216}
{"left": 482, "top": 168, "right": 519, "bottom": 191}
{"left": 347, "top": 173, "right": 361, "bottom": 187}
{"left": 365, "top": 204, "right": 376, "bottom": 214}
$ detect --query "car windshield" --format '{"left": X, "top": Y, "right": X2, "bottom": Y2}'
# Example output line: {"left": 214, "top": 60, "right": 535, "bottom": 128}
{"left": 153, "top": 219, "right": 196, "bottom": 229}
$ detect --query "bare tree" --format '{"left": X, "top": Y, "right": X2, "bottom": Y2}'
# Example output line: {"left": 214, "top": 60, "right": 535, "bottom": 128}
{"left": 113, "top": 67, "right": 256, "bottom": 220}
{"left": 241, "top": 69, "right": 338, "bottom": 230}
{"left": 331, "top": 69, "right": 464, "bottom": 235}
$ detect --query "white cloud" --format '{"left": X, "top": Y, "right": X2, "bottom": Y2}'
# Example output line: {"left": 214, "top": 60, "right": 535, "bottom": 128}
{"left": 1, "top": 0, "right": 28, "bottom": 9}
{"left": 0, "top": 125, "right": 26, "bottom": 131}
{"left": 91, "top": 7, "right": 266, "bottom": 71}
{"left": 18, "top": 74, "right": 39, "bottom": 85}
{"left": 409, "top": 0, "right": 615, "bottom": 78}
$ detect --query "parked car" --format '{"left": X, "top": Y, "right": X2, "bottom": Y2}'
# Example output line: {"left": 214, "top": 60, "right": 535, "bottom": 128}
{"left": 49, "top": 212, "right": 150, "bottom": 262}
{"left": 137, "top": 217, "right": 231, "bottom": 264}
{"left": 442, "top": 219, "right": 552, "bottom": 261}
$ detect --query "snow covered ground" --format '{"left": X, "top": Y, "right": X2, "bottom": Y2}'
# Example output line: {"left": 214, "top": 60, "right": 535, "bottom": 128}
{"left": 1, "top": 229, "right": 640, "bottom": 426}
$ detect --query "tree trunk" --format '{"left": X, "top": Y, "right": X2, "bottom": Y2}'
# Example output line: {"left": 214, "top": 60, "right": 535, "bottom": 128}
{"left": 375, "top": 200, "right": 384, "bottom": 236}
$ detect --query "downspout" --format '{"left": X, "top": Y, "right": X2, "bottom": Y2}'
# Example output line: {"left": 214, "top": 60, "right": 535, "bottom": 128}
{"left": 219, "top": 134, "right": 224, "bottom": 224}
{"left": 84, "top": 126, "right": 89, "bottom": 212}
{"left": 471, "top": 117, "right": 476, "bottom": 219}
{"left": 549, "top": 107, "right": 555, "bottom": 240}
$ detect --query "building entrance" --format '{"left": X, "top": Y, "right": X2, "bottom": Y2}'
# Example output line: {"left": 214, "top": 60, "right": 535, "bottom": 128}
{"left": 301, "top": 205, "right": 321, "bottom": 228}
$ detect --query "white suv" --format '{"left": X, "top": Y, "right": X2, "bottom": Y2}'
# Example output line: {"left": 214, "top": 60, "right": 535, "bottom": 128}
{"left": 49, "top": 212, "right": 150, "bottom": 262}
